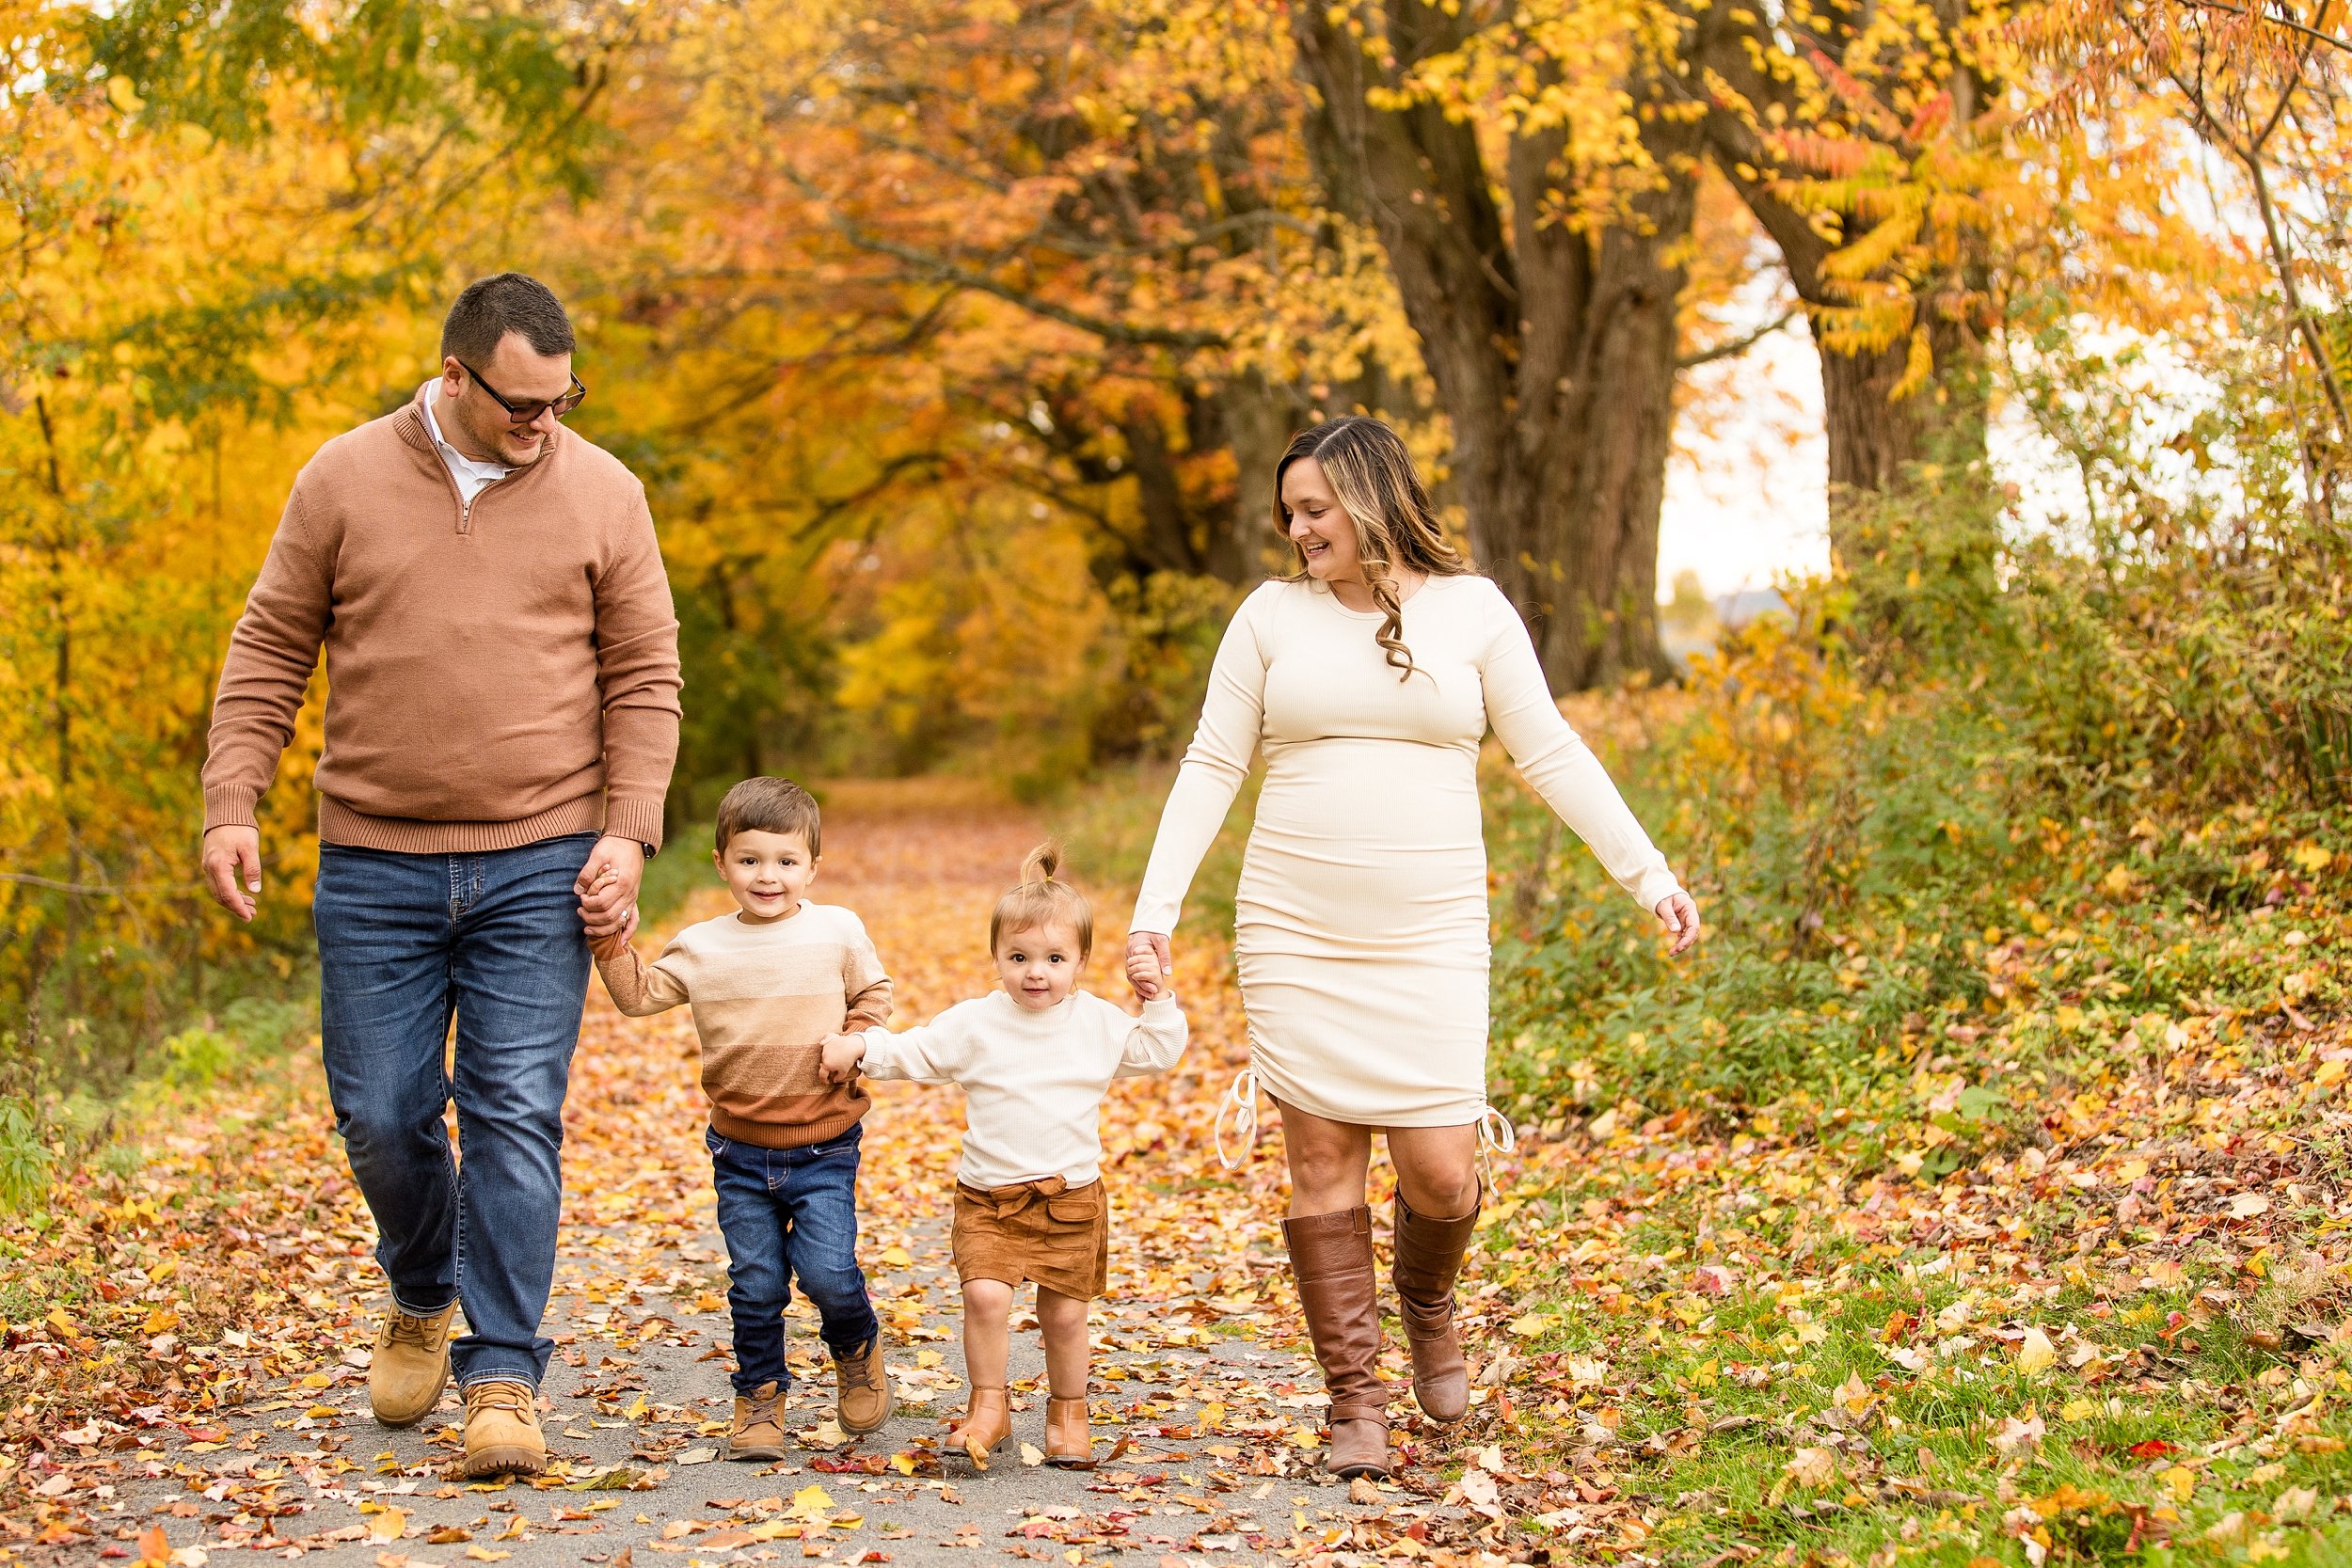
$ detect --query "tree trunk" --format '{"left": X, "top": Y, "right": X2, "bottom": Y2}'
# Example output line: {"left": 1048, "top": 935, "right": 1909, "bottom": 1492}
{"left": 1289, "top": 0, "right": 1690, "bottom": 691}
{"left": 1694, "top": 20, "right": 1990, "bottom": 562}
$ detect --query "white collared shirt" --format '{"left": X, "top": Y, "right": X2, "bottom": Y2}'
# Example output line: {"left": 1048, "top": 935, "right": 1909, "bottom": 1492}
{"left": 421, "top": 380, "right": 514, "bottom": 506}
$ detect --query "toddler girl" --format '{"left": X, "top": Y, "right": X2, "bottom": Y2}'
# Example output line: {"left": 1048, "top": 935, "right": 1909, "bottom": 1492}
{"left": 819, "top": 845, "right": 1184, "bottom": 1467}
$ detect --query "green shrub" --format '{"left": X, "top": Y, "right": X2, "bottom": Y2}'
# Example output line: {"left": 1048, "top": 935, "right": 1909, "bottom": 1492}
{"left": 0, "top": 1098, "right": 54, "bottom": 1213}
{"left": 1486, "top": 469, "right": 2350, "bottom": 1133}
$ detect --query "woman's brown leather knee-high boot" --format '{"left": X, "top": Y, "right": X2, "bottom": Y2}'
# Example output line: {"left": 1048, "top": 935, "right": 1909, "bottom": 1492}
{"left": 1391, "top": 1195, "right": 1481, "bottom": 1423}
{"left": 1282, "top": 1207, "right": 1390, "bottom": 1479}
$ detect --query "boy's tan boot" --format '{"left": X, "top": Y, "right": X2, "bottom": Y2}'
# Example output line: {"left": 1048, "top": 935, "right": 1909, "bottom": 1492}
{"left": 834, "top": 1340, "right": 891, "bottom": 1436}
{"left": 1283, "top": 1207, "right": 1391, "bottom": 1481}
{"left": 949, "top": 1385, "right": 1012, "bottom": 1469}
{"left": 1043, "top": 1394, "right": 1091, "bottom": 1467}
{"left": 369, "top": 1301, "right": 457, "bottom": 1428}
{"left": 729, "top": 1381, "right": 787, "bottom": 1461}
{"left": 459, "top": 1379, "right": 547, "bottom": 1478}
{"left": 1392, "top": 1195, "right": 1482, "bottom": 1423}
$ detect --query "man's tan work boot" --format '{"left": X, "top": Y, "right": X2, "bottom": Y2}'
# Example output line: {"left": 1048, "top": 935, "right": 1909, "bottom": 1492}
{"left": 834, "top": 1339, "right": 891, "bottom": 1436}
{"left": 729, "top": 1381, "right": 786, "bottom": 1462}
{"left": 369, "top": 1301, "right": 457, "bottom": 1428}
{"left": 459, "top": 1379, "right": 547, "bottom": 1478}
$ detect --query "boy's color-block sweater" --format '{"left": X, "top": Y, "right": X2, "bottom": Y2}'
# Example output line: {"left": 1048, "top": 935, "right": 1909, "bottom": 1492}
{"left": 597, "top": 903, "right": 891, "bottom": 1148}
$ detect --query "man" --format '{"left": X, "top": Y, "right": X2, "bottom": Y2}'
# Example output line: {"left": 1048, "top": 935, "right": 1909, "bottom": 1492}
{"left": 199, "top": 273, "right": 681, "bottom": 1477}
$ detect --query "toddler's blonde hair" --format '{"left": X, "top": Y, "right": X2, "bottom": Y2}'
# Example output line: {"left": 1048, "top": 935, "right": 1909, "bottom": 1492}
{"left": 990, "top": 842, "right": 1093, "bottom": 960}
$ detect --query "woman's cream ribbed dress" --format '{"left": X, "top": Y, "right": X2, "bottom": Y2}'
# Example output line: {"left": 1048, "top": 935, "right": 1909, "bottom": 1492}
{"left": 1131, "top": 575, "right": 1683, "bottom": 1128}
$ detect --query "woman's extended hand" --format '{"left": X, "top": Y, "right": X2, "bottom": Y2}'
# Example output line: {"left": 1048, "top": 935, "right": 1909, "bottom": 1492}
{"left": 1655, "top": 891, "right": 1701, "bottom": 957}
{"left": 1126, "top": 930, "right": 1173, "bottom": 1000}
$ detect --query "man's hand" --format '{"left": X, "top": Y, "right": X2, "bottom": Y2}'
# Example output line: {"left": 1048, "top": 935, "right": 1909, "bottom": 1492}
{"left": 202, "top": 826, "right": 263, "bottom": 922}
{"left": 819, "top": 1032, "right": 867, "bottom": 1084}
{"left": 1124, "top": 938, "right": 1174, "bottom": 1001}
{"left": 1656, "top": 891, "right": 1702, "bottom": 957}
{"left": 576, "top": 836, "right": 644, "bottom": 942}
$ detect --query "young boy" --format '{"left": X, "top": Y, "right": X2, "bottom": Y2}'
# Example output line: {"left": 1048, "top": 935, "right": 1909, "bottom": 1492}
{"left": 592, "top": 777, "right": 894, "bottom": 1460}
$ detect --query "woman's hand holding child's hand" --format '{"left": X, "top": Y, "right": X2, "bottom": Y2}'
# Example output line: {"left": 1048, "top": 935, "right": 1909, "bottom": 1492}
{"left": 1124, "top": 940, "right": 1174, "bottom": 1002}
{"left": 819, "top": 1032, "right": 867, "bottom": 1083}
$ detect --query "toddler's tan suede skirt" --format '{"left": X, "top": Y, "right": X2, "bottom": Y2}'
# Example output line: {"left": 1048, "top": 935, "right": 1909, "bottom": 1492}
{"left": 951, "top": 1175, "right": 1108, "bottom": 1300}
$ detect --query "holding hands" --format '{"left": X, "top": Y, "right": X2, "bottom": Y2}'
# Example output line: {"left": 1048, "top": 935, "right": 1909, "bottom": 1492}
{"left": 1124, "top": 931, "right": 1174, "bottom": 1001}
{"left": 818, "top": 1032, "right": 867, "bottom": 1084}
{"left": 583, "top": 863, "right": 639, "bottom": 961}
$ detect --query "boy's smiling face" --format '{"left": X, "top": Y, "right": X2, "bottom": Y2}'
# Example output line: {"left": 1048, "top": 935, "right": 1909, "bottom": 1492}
{"left": 995, "top": 920, "right": 1084, "bottom": 1012}
{"left": 715, "top": 829, "right": 817, "bottom": 924}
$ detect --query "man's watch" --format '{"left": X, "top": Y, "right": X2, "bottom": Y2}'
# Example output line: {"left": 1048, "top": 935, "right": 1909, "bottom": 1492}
{"left": 640, "top": 842, "right": 659, "bottom": 861}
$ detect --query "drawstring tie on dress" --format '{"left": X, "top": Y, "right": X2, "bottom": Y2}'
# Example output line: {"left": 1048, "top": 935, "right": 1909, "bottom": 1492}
{"left": 1214, "top": 1068, "right": 1260, "bottom": 1170}
{"left": 1474, "top": 1104, "right": 1516, "bottom": 1185}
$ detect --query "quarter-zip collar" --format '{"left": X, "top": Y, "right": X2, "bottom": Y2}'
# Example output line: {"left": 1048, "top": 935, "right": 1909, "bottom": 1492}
{"left": 393, "top": 381, "right": 563, "bottom": 536}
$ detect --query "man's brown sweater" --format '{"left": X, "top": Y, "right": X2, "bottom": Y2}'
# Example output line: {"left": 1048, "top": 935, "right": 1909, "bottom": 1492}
{"left": 202, "top": 384, "right": 682, "bottom": 852}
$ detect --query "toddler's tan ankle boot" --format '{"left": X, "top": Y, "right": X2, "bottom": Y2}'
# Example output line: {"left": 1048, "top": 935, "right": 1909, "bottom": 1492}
{"left": 1043, "top": 1393, "right": 1091, "bottom": 1467}
{"left": 950, "top": 1385, "right": 1011, "bottom": 1468}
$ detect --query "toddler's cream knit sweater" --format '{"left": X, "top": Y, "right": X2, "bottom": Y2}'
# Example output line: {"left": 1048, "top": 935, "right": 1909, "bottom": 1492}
{"left": 859, "top": 990, "right": 1186, "bottom": 1189}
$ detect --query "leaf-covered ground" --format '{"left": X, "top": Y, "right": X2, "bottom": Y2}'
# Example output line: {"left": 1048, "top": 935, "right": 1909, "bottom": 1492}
{"left": 5, "top": 784, "right": 2350, "bottom": 1567}
{"left": 0, "top": 786, "right": 1508, "bottom": 1568}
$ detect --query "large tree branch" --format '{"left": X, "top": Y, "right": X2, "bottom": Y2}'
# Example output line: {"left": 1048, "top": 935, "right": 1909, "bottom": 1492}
{"left": 788, "top": 169, "right": 1228, "bottom": 350}
{"left": 1677, "top": 307, "right": 1803, "bottom": 369}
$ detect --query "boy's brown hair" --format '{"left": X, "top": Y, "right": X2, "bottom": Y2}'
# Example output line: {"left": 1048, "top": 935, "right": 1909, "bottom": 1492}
{"left": 714, "top": 777, "right": 821, "bottom": 856}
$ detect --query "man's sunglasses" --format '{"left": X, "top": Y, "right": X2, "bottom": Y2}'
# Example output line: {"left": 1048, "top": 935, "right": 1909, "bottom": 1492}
{"left": 459, "top": 359, "right": 588, "bottom": 425}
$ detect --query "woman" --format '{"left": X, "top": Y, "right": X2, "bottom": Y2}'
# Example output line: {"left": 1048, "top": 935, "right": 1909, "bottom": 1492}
{"left": 1126, "top": 417, "right": 1699, "bottom": 1480}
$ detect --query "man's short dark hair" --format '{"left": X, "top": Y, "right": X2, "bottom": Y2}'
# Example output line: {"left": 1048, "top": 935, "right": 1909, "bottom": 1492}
{"left": 715, "top": 777, "right": 822, "bottom": 857}
{"left": 441, "top": 273, "right": 576, "bottom": 364}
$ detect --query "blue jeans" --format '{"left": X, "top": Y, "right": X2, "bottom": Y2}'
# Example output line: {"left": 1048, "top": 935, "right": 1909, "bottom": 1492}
{"left": 312, "top": 832, "right": 596, "bottom": 1388}
{"left": 706, "top": 1124, "right": 880, "bottom": 1395}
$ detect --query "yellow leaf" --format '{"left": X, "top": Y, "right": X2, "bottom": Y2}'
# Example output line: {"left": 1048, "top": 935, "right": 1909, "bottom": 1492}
{"left": 465, "top": 1550, "right": 513, "bottom": 1563}
{"left": 369, "top": 1507, "right": 407, "bottom": 1543}
{"left": 1506, "top": 1312, "right": 1549, "bottom": 1338}
{"left": 880, "top": 1245, "right": 914, "bottom": 1267}
{"left": 1020, "top": 1442, "right": 1045, "bottom": 1466}
{"left": 2017, "top": 1326, "right": 2056, "bottom": 1375}
{"left": 788, "top": 1484, "right": 835, "bottom": 1521}
{"left": 2316, "top": 1058, "right": 2348, "bottom": 1089}
{"left": 623, "top": 1393, "right": 648, "bottom": 1420}
{"left": 890, "top": 1451, "right": 915, "bottom": 1475}
{"left": 2163, "top": 1465, "right": 2196, "bottom": 1501}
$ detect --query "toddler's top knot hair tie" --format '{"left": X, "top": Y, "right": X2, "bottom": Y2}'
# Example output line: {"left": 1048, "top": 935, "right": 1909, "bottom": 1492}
{"left": 993, "top": 840, "right": 1092, "bottom": 959}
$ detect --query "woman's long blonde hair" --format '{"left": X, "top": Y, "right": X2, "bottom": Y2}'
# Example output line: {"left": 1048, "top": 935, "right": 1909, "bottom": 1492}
{"left": 1275, "top": 416, "right": 1470, "bottom": 680}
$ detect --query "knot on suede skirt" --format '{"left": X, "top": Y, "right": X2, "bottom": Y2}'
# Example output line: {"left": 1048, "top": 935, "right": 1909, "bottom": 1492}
{"left": 951, "top": 1175, "right": 1109, "bottom": 1301}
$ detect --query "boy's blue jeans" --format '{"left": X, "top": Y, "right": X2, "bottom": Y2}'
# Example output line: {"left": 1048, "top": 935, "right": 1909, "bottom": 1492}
{"left": 705, "top": 1123, "right": 880, "bottom": 1394}
{"left": 311, "top": 832, "right": 596, "bottom": 1389}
